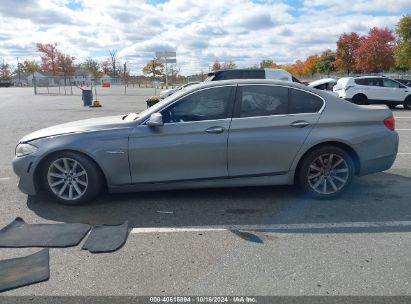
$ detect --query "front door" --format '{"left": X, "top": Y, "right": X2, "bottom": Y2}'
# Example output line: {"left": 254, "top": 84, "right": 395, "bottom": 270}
{"left": 128, "top": 85, "right": 236, "bottom": 183}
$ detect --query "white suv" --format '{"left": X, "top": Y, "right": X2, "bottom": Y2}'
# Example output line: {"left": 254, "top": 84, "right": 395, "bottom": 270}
{"left": 333, "top": 76, "right": 411, "bottom": 109}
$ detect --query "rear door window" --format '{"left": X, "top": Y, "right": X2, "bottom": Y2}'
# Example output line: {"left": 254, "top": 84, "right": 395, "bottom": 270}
{"left": 289, "top": 89, "right": 323, "bottom": 114}
{"left": 238, "top": 85, "right": 288, "bottom": 118}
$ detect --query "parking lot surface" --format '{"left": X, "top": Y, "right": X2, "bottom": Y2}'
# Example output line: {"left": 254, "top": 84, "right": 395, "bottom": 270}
{"left": 1, "top": 87, "right": 411, "bottom": 296}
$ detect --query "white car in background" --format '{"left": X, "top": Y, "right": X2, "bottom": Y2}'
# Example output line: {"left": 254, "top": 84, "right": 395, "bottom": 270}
{"left": 308, "top": 78, "right": 338, "bottom": 96}
{"left": 308, "top": 78, "right": 337, "bottom": 91}
{"left": 160, "top": 82, "right": 200, "bottom": 99}
{"left": 333, "top": 76, "right": 411, "bottom": 109}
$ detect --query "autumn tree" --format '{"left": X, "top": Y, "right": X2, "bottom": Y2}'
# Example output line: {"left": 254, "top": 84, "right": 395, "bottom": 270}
{"left": 36, "top": 42, "right": 59, "bottom": 75}
{"left": 260, "top": 59, "right": 274, "bottom": 68}
{"left": 221, "top": 61, "right": 236, "bottom": 70}
{"left": 57, "top": 53, "right": 76, "bottom": 85}
{"left": 394, "top": 14, "right": 411, "bottom": 70}
{"left": 303, "top": 55, "right": 320, "bottom": 77}
{"left": 317, "top": 49, "right": 336, "bottom": 75}
{"left": 101, "top": 59, "right": 112, "bottom": 75}
{"left": 336, "top": 32, "right": 360, "bottom": 74}
{"left": 291, "top": 60, "right": 304, "bottom": 77}
{"left": 20, "top": 60, "right": 39, "bottom": 75}
{"left": 142, "top": 59, "right": 164, "bottom": 78}
{"left": 83, "top": 58, "right": 103, "bottom": 80}
{"left": 211, "top": 60, "right": 221, "bottom": 71}
{"left": 354, "top": 27, "right": 395, "bottom": 72}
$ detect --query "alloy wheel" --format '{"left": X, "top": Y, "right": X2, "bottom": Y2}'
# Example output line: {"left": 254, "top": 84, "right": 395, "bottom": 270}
{"left": 47, "top": 157, "right": 88, "bottom": 200}
{"left": 307, "top": 153, "right": 350, "bottom": 195}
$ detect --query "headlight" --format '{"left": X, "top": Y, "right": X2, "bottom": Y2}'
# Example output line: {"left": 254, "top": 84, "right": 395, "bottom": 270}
{"left": 15, "top": 143, "right": 38, "bottom": 157}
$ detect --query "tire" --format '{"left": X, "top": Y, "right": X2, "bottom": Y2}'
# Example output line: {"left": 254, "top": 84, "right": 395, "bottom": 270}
{"left": 41, "top": 151, "right": 103, "bottom": 205}
{"left": 297, "top": 146, "right": 355, "bottom": 199}
{"left": 352, "top": 94, "right": 367, "bottom": 105}
{"left": 387, "top": 104, "right": 397, "bottom": 109}
{"left": 404, "top": 96, "right": 411, "bottom": 110}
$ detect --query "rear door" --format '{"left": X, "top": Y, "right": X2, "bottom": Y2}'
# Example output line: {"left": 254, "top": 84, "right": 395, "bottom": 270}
{"left": 227, "top": 84, "right": 324, "bottom": 176}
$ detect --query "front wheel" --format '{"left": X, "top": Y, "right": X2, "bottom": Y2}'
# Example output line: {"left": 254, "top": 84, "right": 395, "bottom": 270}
{"left": 41, "top": 151, "right": 103, "bottom": 205}
{"left": 297, "top": 146, "right": 355, "bottom": 199}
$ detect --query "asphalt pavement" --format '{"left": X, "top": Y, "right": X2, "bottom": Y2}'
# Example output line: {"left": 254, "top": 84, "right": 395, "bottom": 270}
{"left": 0, "top": 87, "right": 411, "bottom": 296}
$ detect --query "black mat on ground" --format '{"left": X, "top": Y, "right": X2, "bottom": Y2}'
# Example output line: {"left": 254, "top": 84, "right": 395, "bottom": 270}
{"left": 82, "top": 221, "right": 129, "bottom": 253}
{"left": 0, "top": 217, "right": 91, "bottom": 248}
{"left": 0, "top": 249, "right": 49, "bottom": 293}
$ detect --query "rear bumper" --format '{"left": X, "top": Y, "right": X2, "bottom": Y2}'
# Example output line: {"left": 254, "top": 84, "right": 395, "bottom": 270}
{"left": 356, "top": 131, "right": 399, "bottom": 176}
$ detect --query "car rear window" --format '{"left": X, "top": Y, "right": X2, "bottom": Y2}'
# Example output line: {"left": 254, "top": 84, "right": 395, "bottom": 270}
{"left": 289, "top": 89, "right": 323, "bottom": 114}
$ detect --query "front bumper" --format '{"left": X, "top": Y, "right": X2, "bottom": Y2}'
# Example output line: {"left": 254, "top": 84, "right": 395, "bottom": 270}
{"left": 12, "top": 155, "right": 38, "bottom": 195}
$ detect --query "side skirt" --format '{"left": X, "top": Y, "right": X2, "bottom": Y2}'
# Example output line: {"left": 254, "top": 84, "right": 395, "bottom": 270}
{"left": 108, "top": 171, "right": 295, "bottom": 193}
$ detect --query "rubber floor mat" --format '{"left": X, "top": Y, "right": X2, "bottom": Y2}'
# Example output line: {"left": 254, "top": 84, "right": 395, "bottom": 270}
{"left": 0, "top": 217, "right": 91, "bottom": 248}
{"left": 0, "top": 249, "right": 49, "bottom": 293}
{"left": 82, "top": 221, "right": 129, "bottom": 253}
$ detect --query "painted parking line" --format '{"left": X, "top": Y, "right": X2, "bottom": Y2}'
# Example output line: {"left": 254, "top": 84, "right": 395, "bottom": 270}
{"left": 130, "top": 220, "right": 411, "bottom": 234}
{"left": 0, "top": 177, "right": 14, "bottom": 181}
{"left": 398, "top": 153, "right": 411, "bottom": 155}
{"left": 396, "top": 129, "right": 411, "bottom": 131}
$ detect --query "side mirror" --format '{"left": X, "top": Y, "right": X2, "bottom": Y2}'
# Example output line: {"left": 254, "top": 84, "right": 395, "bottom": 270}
{"left": 147, "top": 113, "right": 164, "bottom": 127}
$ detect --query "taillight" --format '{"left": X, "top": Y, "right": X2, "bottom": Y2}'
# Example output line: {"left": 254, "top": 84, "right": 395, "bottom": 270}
{"left": 345, "top": 85, "right": 353, "bottom": 91}
{"left": 384, "top": 115, "right": 395, "bottom": 131}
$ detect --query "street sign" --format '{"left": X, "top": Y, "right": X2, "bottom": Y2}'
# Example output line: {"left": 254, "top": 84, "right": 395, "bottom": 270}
{"left": 157, "top": 58, "right": 177, "bottom": 64}
{"left": 155, "top": 51, "right": 176, "bottom": 58}
{"left": 155, "top": 51, "right": 177, "bottom": 89}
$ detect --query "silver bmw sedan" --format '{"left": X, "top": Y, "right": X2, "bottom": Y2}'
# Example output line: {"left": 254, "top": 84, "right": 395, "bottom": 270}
{"left": 13, "top": 80, "right": 399, "bottom": 205}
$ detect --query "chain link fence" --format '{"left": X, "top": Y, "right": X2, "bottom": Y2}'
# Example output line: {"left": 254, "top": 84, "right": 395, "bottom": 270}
{"left": 32, "top": 76, "right": 188, "bottom": 97}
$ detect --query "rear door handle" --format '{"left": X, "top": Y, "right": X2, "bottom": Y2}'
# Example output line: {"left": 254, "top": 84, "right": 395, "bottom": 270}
{"left": 205, "top": 126, "right": 225, "bottom": 134}
{"left": 290, "top": 120, "right": 310, "bottom": 128}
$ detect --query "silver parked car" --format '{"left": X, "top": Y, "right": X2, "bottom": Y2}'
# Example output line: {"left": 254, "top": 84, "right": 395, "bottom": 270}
{"left": 13, "top": 80, "right": 398, "bottom": 204}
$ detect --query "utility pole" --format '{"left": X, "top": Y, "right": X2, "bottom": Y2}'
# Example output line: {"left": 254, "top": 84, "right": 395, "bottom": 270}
{"left": 17, "top": 57, "right": 21, "bottom": 86}
{"left": 123, "top": 62, "right": 127, "bottom": 95}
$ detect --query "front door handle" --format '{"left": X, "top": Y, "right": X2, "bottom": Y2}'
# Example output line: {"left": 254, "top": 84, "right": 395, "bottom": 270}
{"left": 205, "top": 126, "right": 225, "bottom": 134}
{"left": 290, "top": 120, "right": 310, "bottom": 128}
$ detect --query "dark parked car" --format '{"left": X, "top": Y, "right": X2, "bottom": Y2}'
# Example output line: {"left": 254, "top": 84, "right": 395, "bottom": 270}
{"left": 0, "top": 80, "right": 12, "bottom": 87}
{"left": 205, "top": 68, "right": 301, "bottom": 83}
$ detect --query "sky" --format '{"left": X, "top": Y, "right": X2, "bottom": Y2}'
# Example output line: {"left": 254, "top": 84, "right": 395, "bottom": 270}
{"left": 0, "top": 0, "right": 410, "bottom": 75}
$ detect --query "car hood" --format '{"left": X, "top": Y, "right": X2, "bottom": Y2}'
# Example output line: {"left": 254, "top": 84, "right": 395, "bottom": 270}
{"left": 20, "top": 115, "right": 131, "bottom": 143}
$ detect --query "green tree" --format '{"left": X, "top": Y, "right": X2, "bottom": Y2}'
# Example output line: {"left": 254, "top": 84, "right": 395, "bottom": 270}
{"left": 394, "top": 14, "right": 411, "bottom": 70}
{"left": 317, "top": 49, "right": 336, "bottom": 75}
{"left": 260, "top": 59, "right": 274, "bottom": 68}
{"left": 83, "top": 58, "right": 103, "bottom": 81}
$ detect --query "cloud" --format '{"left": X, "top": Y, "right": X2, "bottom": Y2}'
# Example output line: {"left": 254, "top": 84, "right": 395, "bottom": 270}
{"left": 0, "top": 0, "right": 409, "bottom": 75}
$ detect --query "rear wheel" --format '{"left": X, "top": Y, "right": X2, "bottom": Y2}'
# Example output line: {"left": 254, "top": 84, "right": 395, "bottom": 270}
{"left": 404, "top": 96, "right": 411, "bottom": 110}
{"left": 297, "top": 146, "right": 355, "bottom": 199}
{"left": 352, "top": 94, "right": 368, "bottom": 105}
{"left": 41, "top": 151, "right": 103, "bottom": 205}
